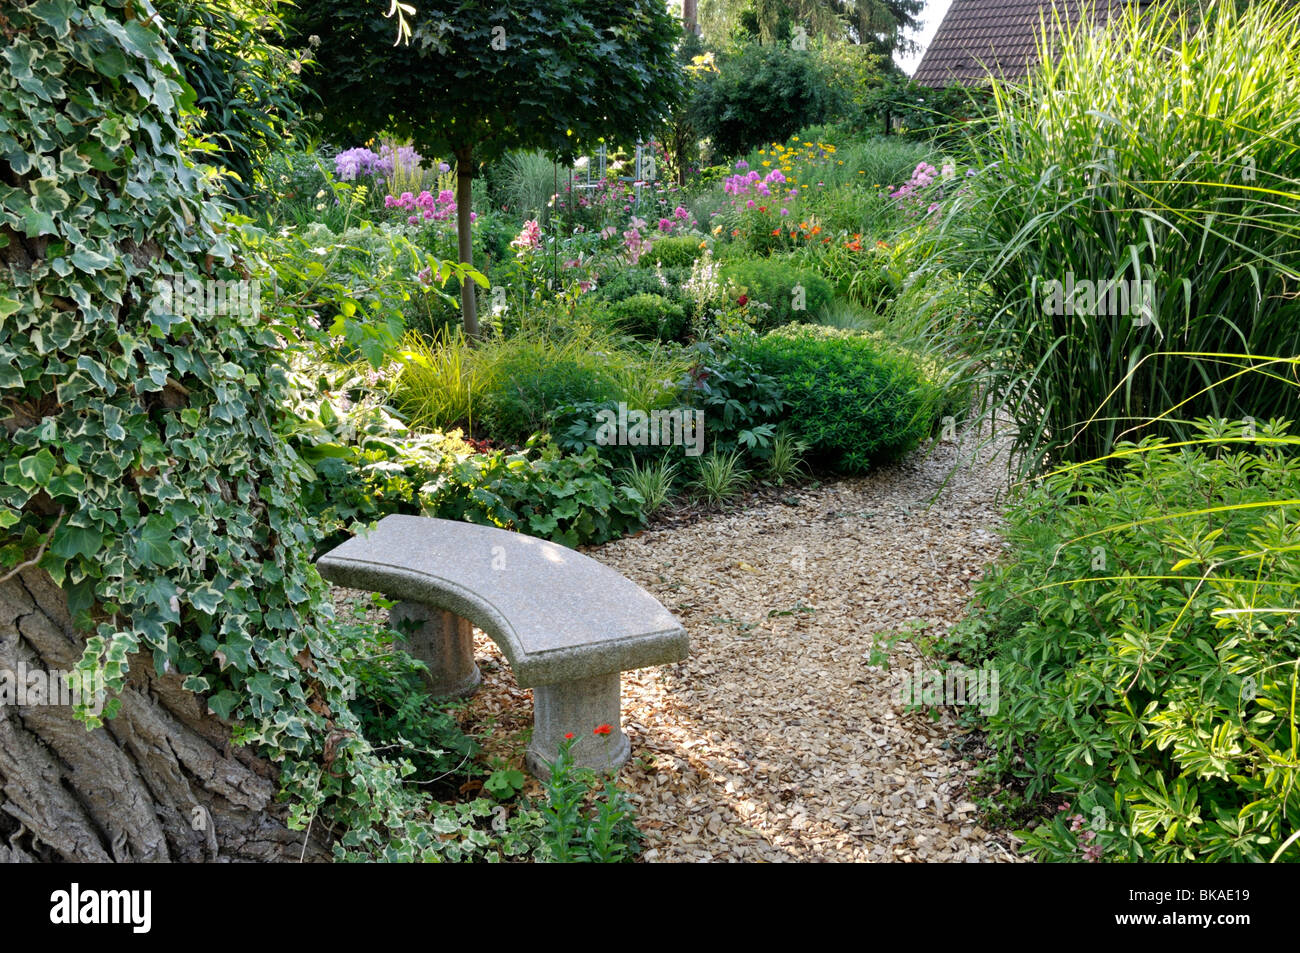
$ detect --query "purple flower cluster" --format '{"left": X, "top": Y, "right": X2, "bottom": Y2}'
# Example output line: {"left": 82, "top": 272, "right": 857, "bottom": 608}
{"left": 334, "top": 148, "right": 379, "bottom": 181}
{"left": 891, "top": 161, "right": 959, "bottom": 219}
{"left": 656, "top": 205, "right": 695, "bottom": 234}
{"left": 334, "top": 144, "right": 423, "bottom": 182}
{"left": 890, "top": 161, "right": 939, "bottom": 200}
{"left": 723, "top": 166, "right": 787, "bottom": 198}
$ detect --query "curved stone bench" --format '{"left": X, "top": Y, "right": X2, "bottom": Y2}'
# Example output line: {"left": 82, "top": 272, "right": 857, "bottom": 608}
{"left": 316, "top": 514, "right": 688, "bottom": 777}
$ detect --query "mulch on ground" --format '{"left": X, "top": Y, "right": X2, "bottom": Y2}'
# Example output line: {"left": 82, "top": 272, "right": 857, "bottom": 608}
{"left": 333, "top": 427, "right": 1027, "bottom": 862}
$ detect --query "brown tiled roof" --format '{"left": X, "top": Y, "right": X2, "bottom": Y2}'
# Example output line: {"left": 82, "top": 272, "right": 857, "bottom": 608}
{"left": 912, "top": 0, "right": 1141, "bottom": 87}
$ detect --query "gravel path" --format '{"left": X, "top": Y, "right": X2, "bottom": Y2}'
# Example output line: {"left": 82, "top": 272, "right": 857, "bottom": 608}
{"left": 333, "top": 427, "right": 1026, "bottom": 862}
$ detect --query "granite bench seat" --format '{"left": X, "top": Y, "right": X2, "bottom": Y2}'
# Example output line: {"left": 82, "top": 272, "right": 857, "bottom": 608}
{"left": 316, "top": 514, "right": 688, "bottom": 776}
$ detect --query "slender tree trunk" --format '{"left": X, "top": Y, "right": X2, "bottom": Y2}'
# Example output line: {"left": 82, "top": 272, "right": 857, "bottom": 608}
{"left": 0, "top": 567, "right": 331, "bottom": 862}
{"left": 455, "top": 147, "right": 480, "bottom": 339}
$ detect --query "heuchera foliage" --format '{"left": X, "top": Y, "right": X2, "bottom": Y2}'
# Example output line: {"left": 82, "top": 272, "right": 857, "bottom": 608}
{"left": 738, "top": 324, "right": 946, "bottom": 472}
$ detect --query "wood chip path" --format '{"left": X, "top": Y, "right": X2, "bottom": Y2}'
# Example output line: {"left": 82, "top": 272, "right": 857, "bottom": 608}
{"left": 334, "top": 428, "right": 1027, "bottom": 861}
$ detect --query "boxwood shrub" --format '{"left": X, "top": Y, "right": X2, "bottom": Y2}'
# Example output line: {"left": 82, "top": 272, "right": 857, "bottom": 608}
{"left": 643, "top": 234, "right": 704, "bottom": 268}
{"left": 738, "top": 324, "right": 944, "bottom": 472}
{"left": 721, "top": 257, "right": 833, "bottom": 330}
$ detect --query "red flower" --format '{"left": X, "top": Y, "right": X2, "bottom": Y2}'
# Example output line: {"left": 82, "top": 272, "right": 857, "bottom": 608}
{"left": 593, "top": 724, "right": 613, "bottom": 736}
{"left": 737, "top": 294, "right": 749, "bottom": 307}
{"left": 564, "top": 732, "right": 574, "bottom": 739}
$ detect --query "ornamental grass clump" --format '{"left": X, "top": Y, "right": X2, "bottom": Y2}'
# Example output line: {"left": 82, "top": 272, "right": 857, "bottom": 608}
{"left": 930, "top": 0, "right": 1300, "bottom": 470}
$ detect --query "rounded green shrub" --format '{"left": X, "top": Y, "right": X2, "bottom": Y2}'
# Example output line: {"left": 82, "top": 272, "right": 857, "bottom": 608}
{"left": 737, "top": 324, "right": 943, "bottom": 472}
{"left": 594, "top": 265, "right": 689, "bottom": 305}
{"left": 689, "top": 44, "right": 842, "bottom": 159}
{"left": 644, "top": 235, "right": 704, "bottom": 269}
{"left": 721, "top": 257, "right": 834, "bottom": 330}
{"left": 607, "top": 293, "right": 689, "bottom": 341}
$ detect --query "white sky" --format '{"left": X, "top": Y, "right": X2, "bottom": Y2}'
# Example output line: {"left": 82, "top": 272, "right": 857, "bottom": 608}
{"left": 894, "top": 0, "right": 955, "bottom": 76}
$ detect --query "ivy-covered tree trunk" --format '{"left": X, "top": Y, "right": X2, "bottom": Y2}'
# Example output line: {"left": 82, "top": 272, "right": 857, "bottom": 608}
{"left": 0, "top": 1, "right": 370, "bottom": 863}
{"left": 0, "top": 567, "right": 329, "bottom": 862}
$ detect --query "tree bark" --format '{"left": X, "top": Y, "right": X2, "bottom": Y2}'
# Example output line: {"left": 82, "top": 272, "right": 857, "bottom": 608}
{"left": 455, "top": 146, "right": 480, "bottom": 339}
{"left": 0, "top": 567, "right": 331, "bottom": 863}
{"left": 682, "top": 0, "right": 698, "bottom": 36}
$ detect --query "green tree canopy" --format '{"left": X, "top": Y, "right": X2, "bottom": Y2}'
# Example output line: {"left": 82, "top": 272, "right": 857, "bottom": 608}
{"left": 690, "top": 43, "right": 842, "bottom": 158}
{"left": 701, "top": 0, "right": 923, "bottom": 56}
{"left": 289, "top": 0, "right": 686, "bottom": 335}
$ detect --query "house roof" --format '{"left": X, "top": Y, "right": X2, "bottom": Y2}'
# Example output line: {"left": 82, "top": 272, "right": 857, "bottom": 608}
{"left": 912, "top": 0, "right": 1141, "bottom": 87}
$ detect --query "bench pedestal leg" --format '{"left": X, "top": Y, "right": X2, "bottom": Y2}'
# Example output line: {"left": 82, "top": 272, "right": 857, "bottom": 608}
{"left": 525, "top": 673, "right": 630, "bottom": 779}
{"left": 389, "top": 601, "right": 481, "bottom": 699}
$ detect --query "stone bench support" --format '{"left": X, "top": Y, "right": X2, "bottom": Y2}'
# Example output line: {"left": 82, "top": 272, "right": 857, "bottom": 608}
{"left": 389, "top": 601, "right": 481, "bottom": 698}
{"left": 526, "top": 673, "right": 630, "bottom": 778}
{"left": 316, "top": 515, "right": 688, "bottom": 778}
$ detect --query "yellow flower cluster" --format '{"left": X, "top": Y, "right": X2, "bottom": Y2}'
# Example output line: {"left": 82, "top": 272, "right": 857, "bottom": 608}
{"left": 753, "top": 137, "right": 839, "bottom": 192}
